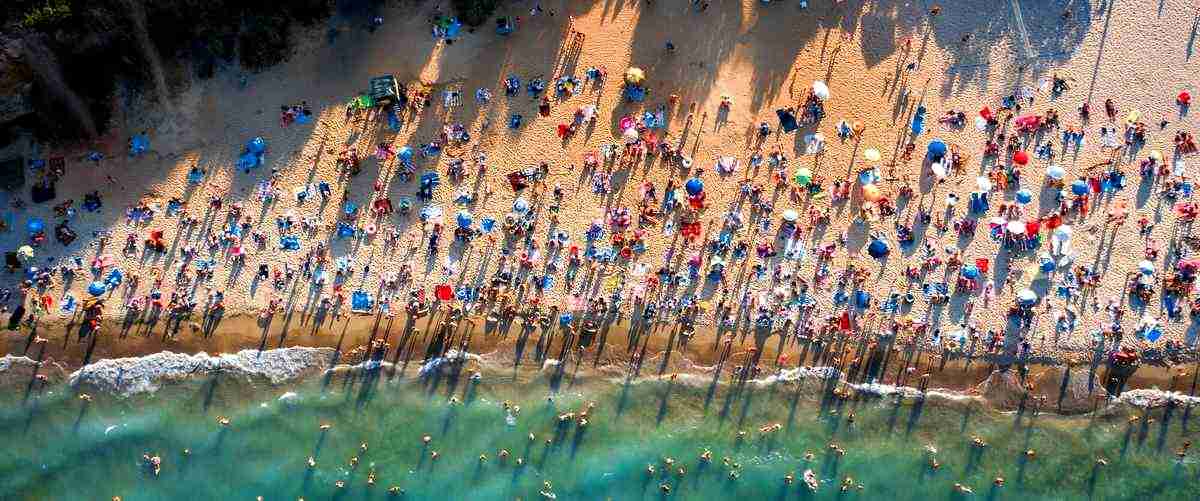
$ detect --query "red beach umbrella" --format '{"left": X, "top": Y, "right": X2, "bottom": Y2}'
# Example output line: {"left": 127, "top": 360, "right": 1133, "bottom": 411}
{"left": 1012, "top": 150, "right": 1029, "bottom": 165}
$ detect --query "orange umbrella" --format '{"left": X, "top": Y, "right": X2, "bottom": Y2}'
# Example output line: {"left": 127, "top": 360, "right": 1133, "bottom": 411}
{"left": 862, "top": 183, "right": 883, "bottom": 202}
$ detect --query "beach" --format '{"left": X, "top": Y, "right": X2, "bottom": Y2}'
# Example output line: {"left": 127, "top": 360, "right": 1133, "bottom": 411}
{"left": 1, "top": 0, "right": 1200, "bottom": 497}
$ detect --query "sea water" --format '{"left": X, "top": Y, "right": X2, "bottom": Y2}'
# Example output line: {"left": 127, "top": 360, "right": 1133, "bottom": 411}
{"left": 0, "top": 358, "right": 1196, "bottom": 500}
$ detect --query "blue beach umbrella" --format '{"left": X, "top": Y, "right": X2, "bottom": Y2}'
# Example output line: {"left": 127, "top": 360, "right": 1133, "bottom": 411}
{"left": 397, "top": 146, "right": 414, "bottom": 163}
{"left": 455, "top": 210, "right": 473, "bottom": 229}
{"left": 1015, "top": 189, "right": 1033, "bottom": 204}
{"left": 926, "top": 139, "right": 947, "bottom": 161}
{"left": 87, "top": 281, "right": 107, "bottom": 297}
{"left": 1070, "top": 180, "right": 1089, "bottom": 196}
{"left": 25, "top": 218, "right": 44, "bottom": 234}
{"left": 246, "top": 136, "right": 267, "bottom": 154}
{"left": 961, "top": 264, "right": 980, "bottom": 280}
{"left": 866, "top": 238, "right": 890, "bottom": 258}
{"left": 853, "top": 290, "right": 871, "bottom": 308}
{"left": 685, "top": 177, "right": 704, "bottom": 196}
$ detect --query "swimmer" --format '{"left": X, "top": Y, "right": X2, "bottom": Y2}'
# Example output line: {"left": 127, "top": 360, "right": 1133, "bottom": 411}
{"left": 840, "top": 477, "right": 855, "bottom": 492}
{"left": 388, "top": 486, "right": 403, "bottom": 495}
{"left": 953, "top": 483, "right": 972, "bottom": 494}
{"left": 699, "top": 449, "right": 712, "bottom": 462}
{"left": 660, "top": 483, "right": 671, "bottom": 493}
{"left": 783, "top": 473, "right": 794, "bottom": 484}
{"left": 1025, "top": 449, "right": 1036, "bottom": 459}
{"left": 802, "top": 452, "right": 815, "bottom": 461}
{"left": 306, "top": 456, "right": 316, "bottom": 468}
{"left": 970, "top": 436, "right": 986, "bottom": 448}
{"left": 1095, "top": 458, "right": 1108, "bottom": 467}
{"left": 646, "top": 464, "right": 656, "bottom": 475}
{"left": 431, "top": 451, "right": 439, "bottom": 460}
{"left": 498, "top": 449, "right": 510, "bottom": 461}
{"left": 319, "top": 423, "right": 332, "bottom": 430}
{"left": 349, "top": 456, "right": 359, "bottom": 468}
{"left": 360, "top": 442, "right": 369, "bottom": 452}
{"left": 479, "top": 453, "right": 488, "bottom": 462}
{"left": 517, "top": 457, "right": 525, "bottom": 466}
{"left": 78, "top": 394, "right": 93, "bottom": 402}
{"left": 423, "top": 435, "right": 432, "bottom": 445}
{"left": 993, "top": 476, "right": 1004, "bottom": 487}
{"left": 367, "top": 470, "right": 376, "bottom": 486}
{"left": 182, "top": 449, "right": 190, "bottom": 456}
{"left": 335, "top": 480, "right": 345, "bottom": 489}
{"left": 663, "top": 457, "right": 675, "bottom": 467}
{"left": 529, "top": 433, "right": 536, "bottom": 442}
{"left": 676, "top": 467, "right": 686, "bottom": 477}
{"left": 216, "top": 416, "right": 231, "bottom": 427}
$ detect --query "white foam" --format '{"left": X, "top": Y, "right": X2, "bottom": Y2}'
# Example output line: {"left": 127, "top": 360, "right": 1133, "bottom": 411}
{"left": 1114, "top": 388, "right": 1200, "bottom": 409}
{"left": 417, "top": 349, "right": 482, "bottom": 377}
{"left": 0, "top": 354, "right": 40, "bottom": 373}
{"left": 67, "top": 347, "right": 335, "bottom": 397}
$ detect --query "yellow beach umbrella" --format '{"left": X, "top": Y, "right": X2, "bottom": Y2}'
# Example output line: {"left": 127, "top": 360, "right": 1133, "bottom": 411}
{"left": 863, "top": 148, "right": 882, "bottom": 162}
{"left": 624, "top": 67, "right": 645, "bottom": 85}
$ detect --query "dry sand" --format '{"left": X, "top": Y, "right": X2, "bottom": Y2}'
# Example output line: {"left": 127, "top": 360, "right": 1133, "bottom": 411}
{"left": 3, "top": 0, "right": 1200, "bottom": 378}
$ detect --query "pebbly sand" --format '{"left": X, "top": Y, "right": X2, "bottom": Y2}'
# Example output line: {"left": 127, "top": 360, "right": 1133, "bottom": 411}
{"left": 2, "top": 0, "right": 1200, "bottom": 389}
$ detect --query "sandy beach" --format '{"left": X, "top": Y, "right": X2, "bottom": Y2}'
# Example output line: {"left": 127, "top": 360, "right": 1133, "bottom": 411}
{"left": 2, "top": 0, "right": 1200, "bottom": 393}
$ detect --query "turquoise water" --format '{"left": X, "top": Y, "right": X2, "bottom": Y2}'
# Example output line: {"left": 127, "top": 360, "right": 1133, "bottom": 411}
{"left": 1, "top": 366, "right": 1196, "bottom": 500}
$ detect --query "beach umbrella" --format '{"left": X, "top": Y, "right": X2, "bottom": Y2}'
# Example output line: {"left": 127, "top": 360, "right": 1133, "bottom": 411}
{"left": 1046, "top": 164, "right": 1066, "bottom": 180}
{"left": 1138, "top": 260, "right": 1156, "bottom": 275}
{"left": 961, "top": 264, "right": 980, "bottom": 280}
{"left": 246, "top": 136, "right": 267, "bottom": 154}
{"left": 793, "top": 167, "right": 813, "bottom": 186}
{"left": 559, "top": 312, "right": 574, "bottom": 327}
{"left": 804, "top": 132, "right": 825, "bottom": 154}
{"left": 866, "top": 238, "right": 890, "bottom": 258}
{"left": 1148, "top": 150, "right": 1163, "bottom": 163}
{"left": 397, "top": 146, "right": 414, "bottom": 162}
{"left": 1012, "top": 150, "right": 1029, "bottom": 165}
{"left": 624, "top": 67, "right": 645, "bottom": 85}
{"left": 1006, "top": 220, "right": 1025, "bottom": 234}
{"left": 811, "top": 80, "right": 830, "bottom": 100}
{"left": 1070, "top": 180, "right": 1089, "bottom": 196}
{"left": 25, "top": 218, "right": 44, "bottom": 234}
{"left": 419, "top": 204, "right": 443, "bottom": 221}
{"left": 862, "top": 183, "right": 883, "bottom": 202}
{"left": 974, "top": 116, "right": 988, "bottom": 131}
{"left": 480, "top": 217, "right": 496, "bottom": 233}
{"left": 1179, "top": 91, "right": 1192, "bottom": 106}
{"left": 16, "top": 245, "right": 34, "bottom": 263}
{"left": 512, "top": 197, "right": 531, "bottom": 214}
{"left": 930, "top": 160, "right": 947, "bottom": 179}
{"left": 853, "top": 290, "right": 871, "bottom": 308}
{"left": 455, "top": 210, "right": 473, "bottom": 229}
{"left": 1015, "top": 189, "right": 1033, "bottom": 204}
{"left": 781, "top": 209, "right": 799, "bottom": 223}
{"left": 976, "top": 176, "right": 993, "bottom": 191}
{"left": 622, "top": 127, "right": 639, "bottom": 143}
{"left": 685, "top": 177, "right": 704, "bottom": 196}
{"left": 857, "top": 168, "right": 879, "bottom": 185}
{"left": 863, "top": 148, "right": 881, "bottom": 162}
{"left": 1051, "top": 225, "right": 1072, "bottom": 255}
{"left": 87, "top": 281, "right": 107, "bottom": 297}
{"left": 1016, "top": 288, "right": 1038, "bottom": 306}
{"left": 926, "top": 139, "right": 947, "bottom": 160}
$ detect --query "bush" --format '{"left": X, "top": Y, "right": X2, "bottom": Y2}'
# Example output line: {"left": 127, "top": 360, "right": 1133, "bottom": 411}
{"left": 453, "top": 0, "right": 501, "bottom": 27}
{"left": 239, "top": 13, "right": 293, "bottom": 71}
{"left": 17, "top": 0, "right": 71, "bottom": 30}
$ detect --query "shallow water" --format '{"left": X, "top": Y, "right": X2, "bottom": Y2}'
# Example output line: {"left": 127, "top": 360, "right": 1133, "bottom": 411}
{"left": 1, "top": 362, "right": 1196, "bottom": 500}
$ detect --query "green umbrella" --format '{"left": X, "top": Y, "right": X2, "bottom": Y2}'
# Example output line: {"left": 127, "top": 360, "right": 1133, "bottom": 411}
{"left": 793, "top": 167, "right": 813, "bottom": 186}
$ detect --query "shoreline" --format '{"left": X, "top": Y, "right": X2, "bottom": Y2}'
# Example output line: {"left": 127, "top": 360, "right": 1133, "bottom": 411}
{"left": 3, "top": 309, "right": 1196, "bottom": 416}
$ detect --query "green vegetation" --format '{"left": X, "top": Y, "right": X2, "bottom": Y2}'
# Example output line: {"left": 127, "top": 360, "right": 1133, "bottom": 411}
{"left": 17, "top": 0, "right": 71, "bottom": 30}
{"left": 453, "top": 0, "right": 503, "bottom": 27}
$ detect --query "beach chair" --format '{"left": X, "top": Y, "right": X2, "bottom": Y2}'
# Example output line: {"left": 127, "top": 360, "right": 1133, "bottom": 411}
{"left": 369, "top": 75, "right": 402, "bottom": 106}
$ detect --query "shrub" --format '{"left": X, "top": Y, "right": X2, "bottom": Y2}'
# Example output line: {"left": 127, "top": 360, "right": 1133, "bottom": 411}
{"left": 453, "top": 0, "right": 501, "bottom": 27}
{"left": 18, "top": 0, "right": 71, "bottom": 30}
